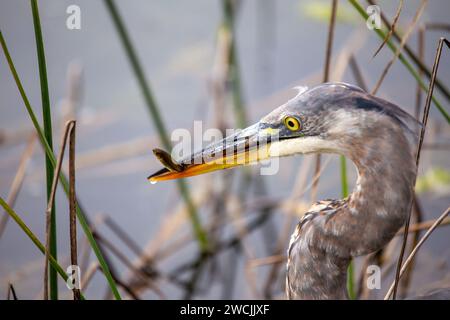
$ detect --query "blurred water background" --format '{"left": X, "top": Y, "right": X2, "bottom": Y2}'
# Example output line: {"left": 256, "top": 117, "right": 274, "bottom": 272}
{"left": 0, "top": 0, "right": 449, "bottom": 299}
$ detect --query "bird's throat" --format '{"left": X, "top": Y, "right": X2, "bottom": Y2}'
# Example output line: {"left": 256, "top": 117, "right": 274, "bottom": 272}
{"left": 287, "top": 127, "right": 417, "bottom": 300}
{"left": 345, "top": 132, "right": 417, "bottom": 256}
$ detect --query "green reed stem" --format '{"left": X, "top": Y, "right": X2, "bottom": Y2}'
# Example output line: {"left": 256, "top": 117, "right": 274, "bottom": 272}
{"left": 340, "top": 156, "right": 355, "bottom": 299}
{"left": 349, "top": 0, "right": 449, "bottom": 123}
{"left": 0, "top": 198, "right": 86, "bottom": 300}
{"left": 30, "top": 0, "right": 58, "bottom": 299}
{"left": 223, "top": 0, "right": 248, "bottom": 128}
{"left": 104, "top": 0, "right": 209, "bottom": 252}
{"left": 340, "top": 156, "right": 349, "bottom": 198}
{"left": 0, "top": 30, "right": 121, "bottom": 300}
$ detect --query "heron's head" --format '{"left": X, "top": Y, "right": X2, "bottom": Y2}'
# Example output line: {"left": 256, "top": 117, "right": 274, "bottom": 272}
{"left": 149, "top": 82, "right": 419, "bottom": 182}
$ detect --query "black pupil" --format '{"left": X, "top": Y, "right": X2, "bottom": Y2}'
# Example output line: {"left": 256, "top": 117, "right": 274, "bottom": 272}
{"left": 288, "top": 120, "right": 295, "bottom": 127}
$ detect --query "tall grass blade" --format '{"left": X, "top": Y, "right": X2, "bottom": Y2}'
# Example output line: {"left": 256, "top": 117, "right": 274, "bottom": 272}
{"left": 367, "top": 0, "right": 450, "bottom": 104}
{"left": 104, "top": 0, "right": 208, "bottom": 252}
{"left": 222, "top": 0, "right": 247, "bottom": 128}
{"left": 340, "top": 156, "right": 355, "bottom": 298}
{"left": 348, "top": 0, "right": 450, "bottom": 123}
{"left": 0, "top": 30, "right": 122, "bottom": 300}
{"left": 0, "top": 198, "right": 86, "bottom": 300}
{"left": 30, "top": 0, "right": 58, "bottom": 299}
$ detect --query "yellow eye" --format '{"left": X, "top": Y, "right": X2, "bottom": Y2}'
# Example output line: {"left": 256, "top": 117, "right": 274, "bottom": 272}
{"left": 283, "top": 116, "right": 301, "bottom": 131}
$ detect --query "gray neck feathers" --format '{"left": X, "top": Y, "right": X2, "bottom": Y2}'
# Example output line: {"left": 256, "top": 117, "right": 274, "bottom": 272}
{"left": 288, "top": 116, "right": 417, "bottom": 300}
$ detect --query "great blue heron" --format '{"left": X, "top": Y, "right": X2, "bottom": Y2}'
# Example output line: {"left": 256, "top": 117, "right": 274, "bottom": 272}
{"left": 148, "top": 82, "right": 445, "bottom": 299}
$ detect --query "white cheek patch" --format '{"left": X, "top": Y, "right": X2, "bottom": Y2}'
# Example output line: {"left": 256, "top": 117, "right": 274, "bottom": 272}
{"left": 327, "top": 109, "right": 364, "bottom": 137}
{"left": 268, "top": 136, "right": 343, "bottom": 157}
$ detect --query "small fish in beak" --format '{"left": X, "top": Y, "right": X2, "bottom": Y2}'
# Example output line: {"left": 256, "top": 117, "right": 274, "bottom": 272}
{"left": 148, "top": 122, "right": 277, "bottom": 183}
{"left": 152, "top": 148, "right": 184, "bottom": 172}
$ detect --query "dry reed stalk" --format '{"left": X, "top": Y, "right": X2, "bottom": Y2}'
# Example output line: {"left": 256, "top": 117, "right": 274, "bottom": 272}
{"left": 372, "top": 0, "right": 404, "bottom": 58}
{"left": 0, "top": 133, "right": 37, "bottom": 238}
{"left": 391, "top": 37, "right": 450, "bottom": 299}
{"left": 386, "top": 206, "right": 450, "bottom": 299}
{"left": 43, "top": 120, "right": 76, "bottom": 299}
{"left": 7, "top": 283, "right": 18, "bottom": 300}
{"left": 372, "top": 0, "right": 428, "bottom": 95}
{"left": 68, "top": 122, "right": 81, "bottom": 300}
{"left": 311, "top": 0, "right": 337, "bottom": 203}
{"left": 367, "top": 0, "right": 450, "bottom": 103}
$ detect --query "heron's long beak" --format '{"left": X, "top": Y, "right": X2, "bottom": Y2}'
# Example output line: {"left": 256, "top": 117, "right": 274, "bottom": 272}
{"left": 148, "top": 123, "right": 277, "bottom": 182}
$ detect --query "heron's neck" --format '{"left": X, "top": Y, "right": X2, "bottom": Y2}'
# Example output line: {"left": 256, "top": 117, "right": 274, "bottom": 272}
{"left": 288, "top": 129, "right": 417, "bottom": 300}
{"left": 345, "top": 131, "right": 417, "bottom": 255}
